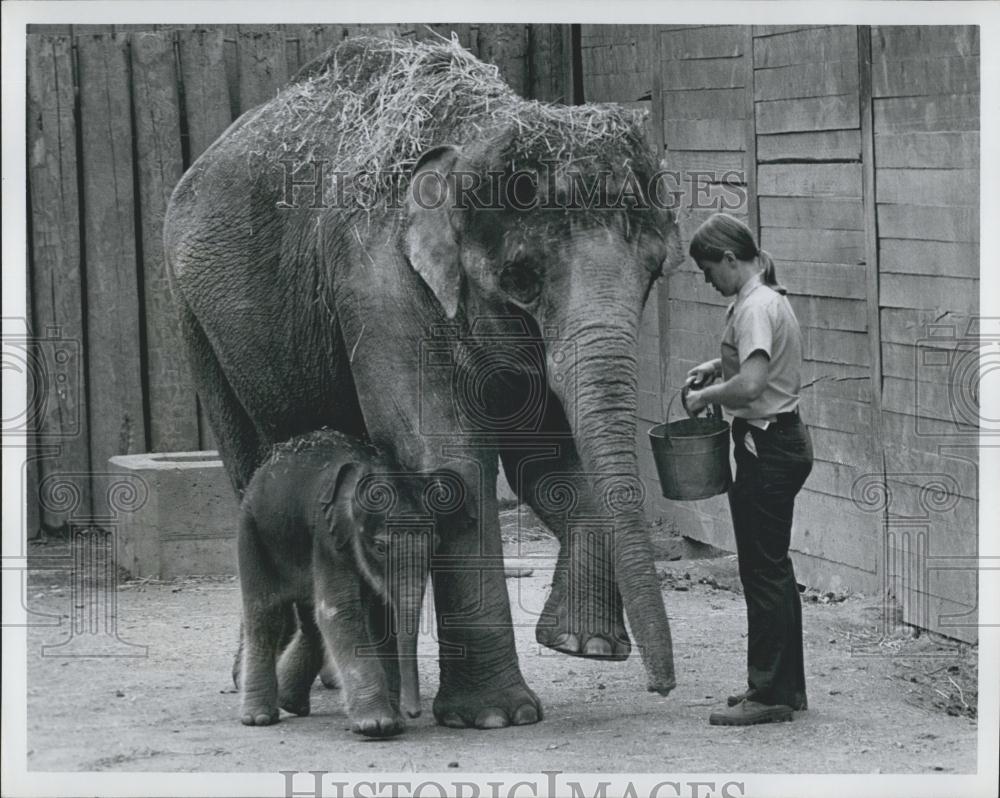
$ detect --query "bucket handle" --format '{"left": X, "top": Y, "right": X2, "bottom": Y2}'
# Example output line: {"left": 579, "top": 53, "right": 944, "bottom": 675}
{"left": 663, "top": 387, "right": 724, "bottom": 438}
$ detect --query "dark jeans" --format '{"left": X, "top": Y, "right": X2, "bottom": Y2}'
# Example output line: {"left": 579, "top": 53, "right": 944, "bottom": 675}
{"left": 728, "top": 415, "right": 813, "bottom": 709}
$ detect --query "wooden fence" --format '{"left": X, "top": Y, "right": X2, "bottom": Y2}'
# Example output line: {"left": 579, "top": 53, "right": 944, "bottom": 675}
{"left": 24, "top": 23, "right": 569, "bottom": 526}
{"left": 576, "top": 24, "right": 979, "bottom": 640}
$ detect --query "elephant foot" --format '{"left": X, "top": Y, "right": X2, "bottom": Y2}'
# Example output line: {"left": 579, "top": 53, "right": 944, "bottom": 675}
{"left": 276, "top": 653, "right": 321, "bottom": 717}
{"left": 351, "top": 709, "right": 405, "bottom": 738}
{"left": 535, "top": 587, "right": 631, "bottom": 661}
{"left": 433, "top": 683, "right": 542, "bottom": 729}
{"left": 240, "top": 703, "right": 280, "bottom": 726}
{"left": 277, "top": 687, "right": 311, "bottom": 717}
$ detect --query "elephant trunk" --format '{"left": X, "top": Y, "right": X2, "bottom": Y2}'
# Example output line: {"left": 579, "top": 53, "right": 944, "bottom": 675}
{"left": 552, "top": 314, "right": 676, "bottom": 695}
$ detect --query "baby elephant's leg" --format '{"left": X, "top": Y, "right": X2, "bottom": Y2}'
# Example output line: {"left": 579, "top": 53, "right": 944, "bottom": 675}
{"left": 319, "top": 659, "right": 339, "bottom": 689}
{"left": 314, "top": 557, "right": 404, "bottom": 737}
{"left": 239, "top": 597, "right": 285, "bottom": 726}
{"left": 238, "top": 516, "right": 284, "bottom": 726}
{"left": 277, "top": 603, "right": 326, "bottom": 716}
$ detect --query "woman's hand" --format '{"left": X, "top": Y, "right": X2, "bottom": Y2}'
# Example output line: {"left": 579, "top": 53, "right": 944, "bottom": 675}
{"left": 686, "top": 359, "right": 721, "bottom": 390}
{"left": 684, "top": 388, "right": 710, "bottom": 417}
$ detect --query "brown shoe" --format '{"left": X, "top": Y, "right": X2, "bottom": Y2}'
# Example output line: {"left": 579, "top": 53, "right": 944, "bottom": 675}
{"left": 709, "top": 700, "right": 793, "bottom": 726}
{"left": 727, "top": 690, "right": 808, "bottom": 711}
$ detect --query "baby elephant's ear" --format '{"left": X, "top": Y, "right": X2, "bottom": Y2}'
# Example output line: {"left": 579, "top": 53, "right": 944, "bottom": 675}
{"left": 323, "top": 462, "right": 366, "bottom": 551}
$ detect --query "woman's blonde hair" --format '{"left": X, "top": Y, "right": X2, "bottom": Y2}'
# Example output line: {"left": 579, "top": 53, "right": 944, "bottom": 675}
{"left": 688, "top": 212, "right": 786, "bottom": 295}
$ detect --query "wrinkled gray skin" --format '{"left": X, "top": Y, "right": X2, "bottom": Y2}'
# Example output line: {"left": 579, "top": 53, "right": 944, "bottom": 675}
{"left": 165, "top": 46, "right": 685, "bottom": 730}
{"left": 238, "top": 430, "right": 431, "bottom": 736}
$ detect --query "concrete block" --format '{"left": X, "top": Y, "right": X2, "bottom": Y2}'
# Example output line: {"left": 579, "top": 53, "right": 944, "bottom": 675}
{"left": 109, "top": 451, "right": 238, "bottom": 579}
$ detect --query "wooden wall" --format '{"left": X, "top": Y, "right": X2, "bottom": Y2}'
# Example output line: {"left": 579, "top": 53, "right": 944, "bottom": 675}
{"left": 580, "top": 24, "right": 980, "bottom": 641}
{"left": 24, "top": 23, "right": 567, "bottom": 526}
{"left": 754, "top": 26, "right": 877, "bottom": 593}
{"left": 870, "top": 26, "right": 980, "bottom": 639}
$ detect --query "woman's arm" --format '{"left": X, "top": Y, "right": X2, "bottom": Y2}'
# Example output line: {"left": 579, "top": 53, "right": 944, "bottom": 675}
{"left": 685, "top": 351, "right": 769, "bottom": 416}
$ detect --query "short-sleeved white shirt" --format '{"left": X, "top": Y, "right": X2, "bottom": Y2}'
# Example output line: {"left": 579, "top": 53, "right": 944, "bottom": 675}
{"left": 720, "top": 272, "right": 803, "bottom": 420}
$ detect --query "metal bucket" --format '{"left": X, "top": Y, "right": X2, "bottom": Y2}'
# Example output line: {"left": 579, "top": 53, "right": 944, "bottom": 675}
{"left": 648, "top": 390, "right": 731, "bottom": 501}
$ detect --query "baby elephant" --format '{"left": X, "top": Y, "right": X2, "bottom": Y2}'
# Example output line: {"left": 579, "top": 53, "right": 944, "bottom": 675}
{"left": 238, "top": 430, "right": 433, "bottom": 736}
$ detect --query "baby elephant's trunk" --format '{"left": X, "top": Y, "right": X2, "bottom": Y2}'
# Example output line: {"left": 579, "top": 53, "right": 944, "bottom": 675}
{"left": 391, "top": 529, "right": 432, "bottom": 718}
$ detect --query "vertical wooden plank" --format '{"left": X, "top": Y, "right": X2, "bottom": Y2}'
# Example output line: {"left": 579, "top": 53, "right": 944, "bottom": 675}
{"left": 648, "top": 27, "right": 665, "bottom": 160}
{"left": 857, "top": 25, "right": 888, "bottom": 608}
{"left": 650, "top": 26, "right": 674, "bottom": 417}
{"left": 561, "top": 24, "right": 577, "bottom": 104}
{"left": 858, "top": 26, "right": 884, "bottom": 460}
{"left": 743, "top": 28, "right": 759, "bottom": 240}
{"left": 237, "top": 25, "right": 290, "bottom": 114}
{"left": 221, "top": 24, "right": 240, "bottom": 120}
{"left": 131, "top": 32, "right": 200, "bottom": 453}
{"left": 77, "top": 32, "right": 147, "bottom": 513}
{"left": 527, "top": 24, "right": 569, "bottom": 102}
{"left": 176, "top": 30, "right": 233, "bottom": 163}
{"left": 26, "top": 34, "right": 92, "bottom": 521}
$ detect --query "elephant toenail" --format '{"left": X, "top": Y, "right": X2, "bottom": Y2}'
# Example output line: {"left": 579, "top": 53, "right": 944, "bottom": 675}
{"left": 554, "top": 632, "right": 580, "bottom": 652}
{"left": 475, "top": 710, "right": 509, "bottom": 729}
{"left": 583, "top": 637, "right": 613, "bottom": 656}
{"left": 440, "top": 713, "right": 466, "bottom": 728}
{"left": 513, "top": 705, "right": 540, "bottom": 725}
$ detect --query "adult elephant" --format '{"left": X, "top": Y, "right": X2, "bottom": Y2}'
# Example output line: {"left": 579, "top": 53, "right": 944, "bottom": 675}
{"left": 165, "top": 35, "right": 685, "bottom": 729}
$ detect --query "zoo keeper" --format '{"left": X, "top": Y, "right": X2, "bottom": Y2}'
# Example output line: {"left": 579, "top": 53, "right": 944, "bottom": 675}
{"left": 682, "top": 212, "right": 813, "bottom": 727}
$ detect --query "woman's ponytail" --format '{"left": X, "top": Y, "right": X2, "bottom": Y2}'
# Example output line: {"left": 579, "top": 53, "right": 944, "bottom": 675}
{"left": 758, "top": 249, "right": 787, "bottom": 296}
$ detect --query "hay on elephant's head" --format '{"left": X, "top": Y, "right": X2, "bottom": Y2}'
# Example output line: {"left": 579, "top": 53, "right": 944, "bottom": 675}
{"left": 281, "top": 34, "right": 653, "bottom": 186}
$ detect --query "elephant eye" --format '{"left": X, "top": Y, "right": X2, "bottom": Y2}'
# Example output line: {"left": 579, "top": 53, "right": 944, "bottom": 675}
{"left": 499, "top": 261, "right": 542, "bottom": 304}
{"left": 372, "top": 538, "right": 388, "bottom": 557}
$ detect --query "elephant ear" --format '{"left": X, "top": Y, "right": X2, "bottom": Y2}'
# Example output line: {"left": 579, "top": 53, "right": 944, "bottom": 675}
{"left": 406, "top": 145, "right": 463, "bottom": 319}
{"left": 322, "top": 462, "right": 368, "bottom": 552}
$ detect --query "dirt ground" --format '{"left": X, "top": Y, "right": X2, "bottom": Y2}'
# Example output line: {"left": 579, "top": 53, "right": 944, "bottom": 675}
{"left": 22, "top": 511, "right": 979, "bottom": 775}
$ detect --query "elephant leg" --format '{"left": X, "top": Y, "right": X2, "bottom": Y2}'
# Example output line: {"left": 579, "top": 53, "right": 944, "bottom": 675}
{"left": 319, "top": 660, "right": 339, "bottom": 689}
{"left": 179, "top": 299, "right": 272, "bottom": 690}
{"left": 177, "top": 298, "right": 264, "bottom": 495}
{"left": 363, "top": 590, "right": 402, "bottom": 712}
{"left": 314, "top": 555, "right": 403, "bottom": 738}
{"left": 276, "top": 603, "right": 325, "bottom": 716}
{"left": 500, "top": 439, "right": 630, "bottom": 660}
{"left": 429, "top": 459, "right": 542, "bottom": 729}
{"left": 238, "top": 521, "right": 283, "bottom": 726}
{"left": 337, "top": 301, "right": 540, "bottom": 728}
{"left": 239, "top": 602, "right": 284, "bottom": 726}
